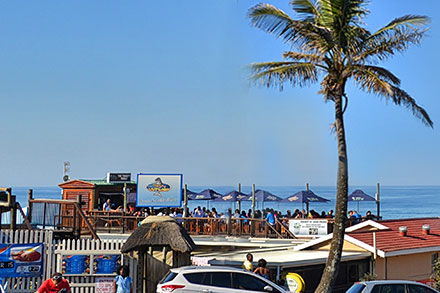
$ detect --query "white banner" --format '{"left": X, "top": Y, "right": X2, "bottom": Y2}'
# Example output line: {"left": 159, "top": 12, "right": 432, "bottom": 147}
{"left": 289, "top": 219, "right": 328, "bottom": 236}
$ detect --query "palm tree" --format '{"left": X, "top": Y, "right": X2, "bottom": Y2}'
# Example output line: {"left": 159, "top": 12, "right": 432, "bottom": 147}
{"left": 248, "top": 0, "right": 432, "bottom": 292}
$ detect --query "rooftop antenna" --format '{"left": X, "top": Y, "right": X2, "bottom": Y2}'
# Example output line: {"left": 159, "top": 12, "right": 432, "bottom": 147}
{"left": 63, "top": 161, "right": 70, "bottom": 182}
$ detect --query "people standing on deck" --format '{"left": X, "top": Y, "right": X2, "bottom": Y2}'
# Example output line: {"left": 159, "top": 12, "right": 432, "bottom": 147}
{"left": 365, "top": 210, "right": 376, "bottom": 220}
{"left": 103, "top": 199, "right": 112, "bottom": 211}
{"left": 352, "top": 210, "right": 362, "bottom": 224}
{"left": 242, "top": 253, "right": 253, "bottom": 271}
{"left": 265, "top": 209, "right": 275, "bottom": 226}
{"left": 254, "top": 259, "right": 270, "bottom": 280}
{"left": 327, "top": 210, "right": 334, "bottom": 218}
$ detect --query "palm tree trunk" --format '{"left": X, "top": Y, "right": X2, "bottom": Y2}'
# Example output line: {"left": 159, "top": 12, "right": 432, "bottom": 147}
{"left": 315, "top": 90, "right": 349, "bottom": 293}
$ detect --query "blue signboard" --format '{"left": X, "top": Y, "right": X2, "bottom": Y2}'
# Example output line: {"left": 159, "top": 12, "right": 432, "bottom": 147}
{"left": 0, "top": 243, "right": 44, "bottom": 277}
{"left": 137, "top": 174, "right": 182, "bottom": 207}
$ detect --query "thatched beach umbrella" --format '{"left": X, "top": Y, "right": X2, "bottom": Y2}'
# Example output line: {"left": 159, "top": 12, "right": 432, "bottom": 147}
{"left": 121, "top": 216, "right": 195, "bottom": 253}
{"left": 121, "top": 216, "right": 195, "bottom": 293}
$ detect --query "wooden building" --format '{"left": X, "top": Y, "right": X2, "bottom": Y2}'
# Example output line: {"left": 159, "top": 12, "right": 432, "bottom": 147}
{"left": 58, "top": 179, "right": 136, "bottom": 212}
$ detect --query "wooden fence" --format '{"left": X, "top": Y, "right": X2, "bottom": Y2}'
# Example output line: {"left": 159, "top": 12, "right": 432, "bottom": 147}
{"left": 0, "top": 230, "right": 138, "bottom": 293}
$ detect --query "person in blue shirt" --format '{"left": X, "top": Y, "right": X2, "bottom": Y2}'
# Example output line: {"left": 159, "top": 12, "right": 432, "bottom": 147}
{"left": 265, "top": 209, "right": 275, "bottom": 226}
{"left": 114, "top": 265, "right": 132, "bottom": 293}
{"left": 352, "top": 210, "right": 362, "bottom": 224}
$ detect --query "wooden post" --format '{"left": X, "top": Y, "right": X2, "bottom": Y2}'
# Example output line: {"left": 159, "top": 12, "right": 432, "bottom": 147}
{"left": 9, "top": 191, "right": 17, "bottom": 231}
{"left": 227, "top": 208, "right": 232, "bottom": 236}
{"left": 251, "top": 184, "right": 256, "bottom": 236}
{"left": 77, "top": 195, "right": 82, "bottom": 236}
{"left": 27, "top": 189, "right": 33, "bottom": 224}
{"left": 6, "top": 188, "right": 12, "bottom": 230}
{"left": 43, "top": 202, "right": 47, "bottom": 230}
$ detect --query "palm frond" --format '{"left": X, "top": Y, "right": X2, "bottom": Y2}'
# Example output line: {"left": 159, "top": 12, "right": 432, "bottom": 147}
{"left": 352, "top": 68, "right": 433, "bottom": 127}
{"left": 248, "top": 3, "right": 333, "bottom": 53}
{"left": 355, "top": 26, "right": 427, "bottom": 62}
{"left": 283, "top": 51, "right": 326, "bottom": 65}
{"left": 390, "top": 86, "right": 433, "bottom": 127}
{"left": 318, "top": 0, "right": 368, "bottom": 52}
{"left": 250, "top": 61, "right": 318, "bottom": 90}
{"left": 290, "top": 0, "right": 320, "bottom": 22}
{"left": 348, "top": 64, "right": 400, "bottom": 86}
{"left": 248, "top": 4, "right": 297, "bottom": 40}
{"left": 370, "top": 15, "right": 429, "bottom": 39}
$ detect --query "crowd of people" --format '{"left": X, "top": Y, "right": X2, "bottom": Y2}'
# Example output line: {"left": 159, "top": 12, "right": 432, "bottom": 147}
{"left": 102, "top": 198, "right": 377, "bottom": 228}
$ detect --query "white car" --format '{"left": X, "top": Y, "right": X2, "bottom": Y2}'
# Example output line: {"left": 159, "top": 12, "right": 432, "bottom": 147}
{"left": 157, "top": 265, "right": 291, "bottom": 293}
{"left": 346, "top": 280, "right": 440, "bottom": 293}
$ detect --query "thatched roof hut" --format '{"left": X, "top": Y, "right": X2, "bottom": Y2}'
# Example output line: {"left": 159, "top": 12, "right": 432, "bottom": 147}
{"left": 121, "top": 216, "right": 196, "bottom": 253}
{"left": 121, "top": 216, "right": 196, "bottom": 293}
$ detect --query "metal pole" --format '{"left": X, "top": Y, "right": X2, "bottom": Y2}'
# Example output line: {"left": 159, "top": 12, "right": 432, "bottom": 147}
{"left": 306, "top": 183, "right": 309, "bottom": 191}
{"left": 251, "top": 184, "right": 256, "bottom": 218}
{"left": 376, "top": 183, "right": 380, "bottom": 220}
{"left": 238, "top": 183, "right": 241, "bottom": 212}
{"left": 123, "top": 183, "right": 128, "bottom": 212}
{"left": 123, "top": 184, "right": 127, "bottom": 233}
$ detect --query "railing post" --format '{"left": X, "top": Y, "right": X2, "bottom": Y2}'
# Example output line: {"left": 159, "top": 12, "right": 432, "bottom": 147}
{"left": 227, "top": 208, "right": 232, "bottom": 236}
{"left": 76, "top": 195, "right": 82, "bottom": 237}
{"left": 27, "top": 189, "right": 33, "bottom": 224}
{"left": 43, "top": 202, "right": 47, "bottom": 230}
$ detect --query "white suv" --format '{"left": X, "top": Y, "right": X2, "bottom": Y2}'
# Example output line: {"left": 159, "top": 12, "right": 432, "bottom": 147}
{"left": 157, "top": 266, "right": 291, "bottom": 293}
{"left": 346, "top": 280, "right": 440, "bottom": 293}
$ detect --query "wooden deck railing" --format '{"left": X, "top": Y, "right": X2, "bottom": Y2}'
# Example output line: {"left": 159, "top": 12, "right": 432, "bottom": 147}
{"left": 63, "top": 212, "right": 306, "bottom": 239}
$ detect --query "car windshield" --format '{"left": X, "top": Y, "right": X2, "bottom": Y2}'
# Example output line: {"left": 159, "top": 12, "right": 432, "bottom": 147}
{"left": 347, "top": 283, "right": 366, "bottom": 293}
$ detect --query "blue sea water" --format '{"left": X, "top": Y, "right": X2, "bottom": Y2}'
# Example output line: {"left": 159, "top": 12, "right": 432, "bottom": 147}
{"left": 8, "top": 185, "right": 440, "bottom": 220}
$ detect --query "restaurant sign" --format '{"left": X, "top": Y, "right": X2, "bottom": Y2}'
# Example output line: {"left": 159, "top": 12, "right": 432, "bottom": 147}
{"left": 0, "top": 243, "right": 44, "bottom": 278}
{"left": 106, "top": 173, "right": 131, "bottom": 183}
{"left": 289, "top": 219, "right": 328, "bottom": 236}
{"left": 137, "top": 174, "right": 182, "bottom": 207}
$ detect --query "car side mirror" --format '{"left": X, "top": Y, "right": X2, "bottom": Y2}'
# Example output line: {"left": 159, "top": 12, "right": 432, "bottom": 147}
{"left": 264, "top": 285, "right": 273, "bottom": 292}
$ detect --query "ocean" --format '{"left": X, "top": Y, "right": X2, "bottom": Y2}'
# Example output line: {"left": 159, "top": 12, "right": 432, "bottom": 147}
{"left": 7, "top": 185, "right": 440, "bottom": 220}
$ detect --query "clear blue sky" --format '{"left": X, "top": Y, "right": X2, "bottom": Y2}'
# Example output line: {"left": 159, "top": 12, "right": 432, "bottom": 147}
{"left": 0, "top": 0, "right": 439, "bottom": 187}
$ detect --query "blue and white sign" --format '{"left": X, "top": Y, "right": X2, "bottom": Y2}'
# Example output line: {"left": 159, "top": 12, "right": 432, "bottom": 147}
{"left": 0, "top": 243, "right": 44, "bottom": 278}
{"left": 137, "top": 174, "right": 182, "bottom": 207}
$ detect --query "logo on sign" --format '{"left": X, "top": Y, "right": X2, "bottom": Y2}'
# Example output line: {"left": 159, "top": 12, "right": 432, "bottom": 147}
{"left": 146, "top": 177, "right": 171, "bottom": 197}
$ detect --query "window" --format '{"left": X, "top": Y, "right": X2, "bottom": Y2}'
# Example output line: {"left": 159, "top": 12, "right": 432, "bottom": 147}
{"left": 432, "top": 253, "right": 439, "bottom": 273}
{"left": 232, "top": 273, "right": 280, "bottom": 292}
{"left": 183, "top": 272, "right": 206, "bottom": 285}
{"left": 371, "top": 284, "right": 406, "bottom": 293}
{"left": 408, "top": 284, "right": 438, "bottom": 293}
{"left": 205, "top": 272, "right": 232, "bottom": 288}
{"left": 184, "top": 272, "right": 232, "bottom": 288}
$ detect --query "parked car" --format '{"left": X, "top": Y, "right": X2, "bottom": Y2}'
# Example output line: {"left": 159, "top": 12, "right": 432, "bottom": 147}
{"left": 157, "top": 265, "right": 291, "bottom": 293}
{"left": 346, "top": 280, "right": 440, "bottom": 293}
